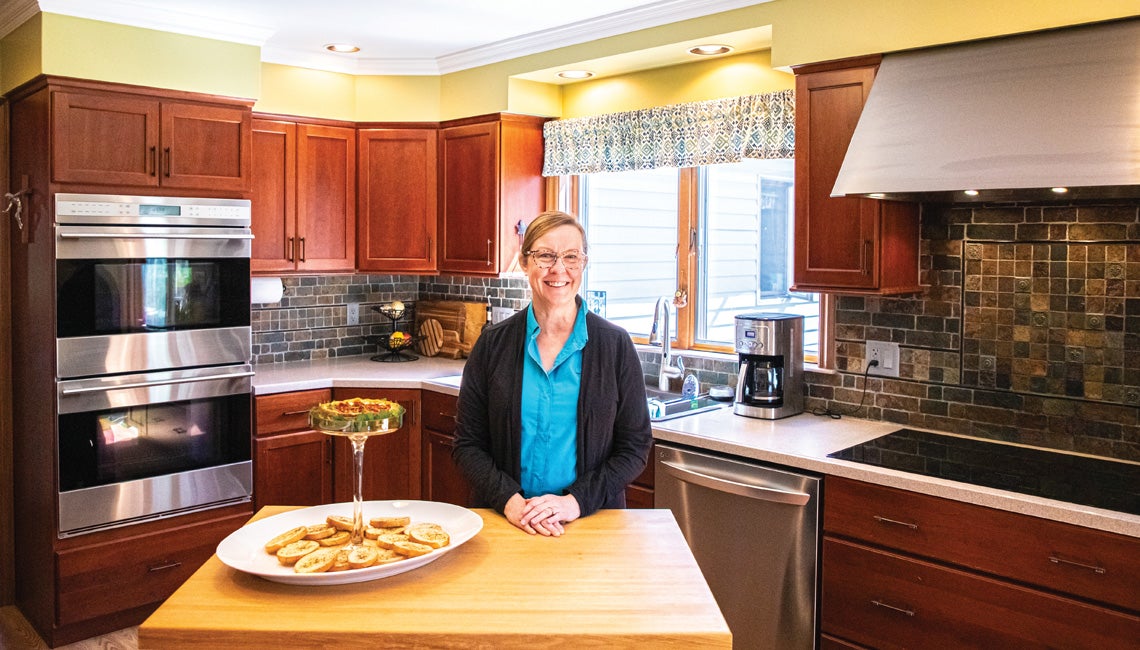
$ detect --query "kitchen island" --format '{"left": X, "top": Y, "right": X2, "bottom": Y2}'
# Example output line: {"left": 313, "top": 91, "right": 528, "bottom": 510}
{"left": 137, "top": 507, "right": 731, "bottom": 648}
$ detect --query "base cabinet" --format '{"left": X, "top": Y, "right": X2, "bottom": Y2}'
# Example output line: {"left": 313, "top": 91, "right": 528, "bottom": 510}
{"left": 626, "top": 444, "right": 655, "bottom": 509}
{"left": 330, "top": 388, "right": 421, "bottom": 502}
{"left": 821, "top": 477, "right": 1140, "bottom": 648}
{"left": 253, "top": 389, "right": 334, "bottom": 509}
{"left": 421, "top": 390, "right": 475, "bottom": 506}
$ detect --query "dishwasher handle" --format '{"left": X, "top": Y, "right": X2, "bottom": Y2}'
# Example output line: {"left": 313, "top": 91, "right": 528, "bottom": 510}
{"left": 659, "top": 460, "right": 811, "bottom": 506}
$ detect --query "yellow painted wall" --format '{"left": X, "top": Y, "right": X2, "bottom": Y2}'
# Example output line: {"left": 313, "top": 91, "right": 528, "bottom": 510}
{"left": 0, "top": 14, "right": 42, "bottom": 94}
{"left": 561, "top": 49, "right": 792, "bottom": 118}
{"left": 506, "top": 77, "right": 561, "bottom": 118}
{"left": 256, "top": 63, "right": 354, "bottom": 120}
{"left": 39, "top": 14, "right": 259, "bottom": 99}
{"left": 354, "top": 75, "right": 442, "bottom": 122}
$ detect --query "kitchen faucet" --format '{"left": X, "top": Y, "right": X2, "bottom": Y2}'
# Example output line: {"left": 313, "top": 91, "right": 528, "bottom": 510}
{"left": 649, "top": 297, "right": 683, "bottom": 391}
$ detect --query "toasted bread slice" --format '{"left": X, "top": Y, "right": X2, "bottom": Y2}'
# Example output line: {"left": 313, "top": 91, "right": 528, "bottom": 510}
{"left": 276, "top": 540, "right": 320, "bottom": 565}
{"left": 265, "top": 526, "right": 308, "bottom": 554}
{"left": 293, "top": 547, "right": 339, "bottom": 573}
{"left": 408, "top": 527, "right": 450, "bottom": 549}
{"left": 304, "top": 524, "right": 336, "bottom": 540}
{"left": 326, "top": 515, "right": 355, "bottom": 531}
{"left": 347, "top": 546, "right": 380, "bottom": 569}
{"left": 393, "top": 540, "right": 434, "bottom": 558}
{"left": 375, "top": 532, "right": 409, "bottom": 550}
{"left": 318, "top": 530, "right": 351, "bottom": 547}
{"left": 369, "top": 515, "right": 412, "bottom": 528}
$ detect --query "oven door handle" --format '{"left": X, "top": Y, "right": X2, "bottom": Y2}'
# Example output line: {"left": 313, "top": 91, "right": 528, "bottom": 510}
{"left": 60, "top": 371, "right": 255, "bottom": 395}
{"left": 58, "top": 232, "right": 254, "bottom": 240}
{"left": 659, "top": 460, "right": 811, "bottom": 506}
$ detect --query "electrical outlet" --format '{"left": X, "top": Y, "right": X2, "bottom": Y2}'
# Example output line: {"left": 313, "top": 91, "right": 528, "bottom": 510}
{"left": 492, "top": 307, "right": 513, "bottom": 324}
{"left": 866, "top": 340, "right": 900, "bottom": 377}
{"left": 346, "top": 303, "right": 360, "bottom": 326}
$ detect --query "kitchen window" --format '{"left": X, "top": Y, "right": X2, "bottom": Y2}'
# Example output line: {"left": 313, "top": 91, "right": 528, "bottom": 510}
{"left": 572, "top": 161, "right": 819, "bottom": 359}
{"left": 542, "top": 90, "right": 820, "bottom": 361}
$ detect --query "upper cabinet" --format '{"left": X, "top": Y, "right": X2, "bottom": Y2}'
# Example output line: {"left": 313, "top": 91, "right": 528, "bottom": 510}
{"left": 438, "top": 114, "right": 547, "bottom": 276}
{"left": 252, "top": 117, "right": 356, "bottom": 274}
{"left": 51, "top": 83, "right": 252, "bottom": 193}
{"left": 357, "top": 127, "right": 439, "bottom": 273}
{"left": 791, "top": 57, "right": 921, "bottom": 295}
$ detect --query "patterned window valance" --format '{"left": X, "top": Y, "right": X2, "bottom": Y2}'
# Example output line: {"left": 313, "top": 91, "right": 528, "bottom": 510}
{"left": 542, "top": 89, "right": 794, "bottom": 176}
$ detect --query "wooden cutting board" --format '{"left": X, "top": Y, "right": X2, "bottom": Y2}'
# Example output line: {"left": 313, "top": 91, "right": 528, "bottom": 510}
{"left": 417, "top": 318, "right": 443, "bottom": 357}
{"left": 415, "top": 300, "right": 488, "bottom": 355}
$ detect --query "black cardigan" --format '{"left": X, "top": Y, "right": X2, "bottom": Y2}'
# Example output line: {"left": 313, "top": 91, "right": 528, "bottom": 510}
{"left": 452, "top": 303, "right": 652, "bottom": 517}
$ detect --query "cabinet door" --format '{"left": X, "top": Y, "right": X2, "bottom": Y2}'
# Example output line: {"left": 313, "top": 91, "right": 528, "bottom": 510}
{"left": 792, "top": 65, "right": 880, "bottom": 291}
{"left": 52, "top": 90, "right": 160, "bottom": 187}
{"left": 357, "top": 128, "right": 438, "bottom": 273}
{"left": 160, "top": 101, "right": 252, "bottom": 192}
{"left": 254, "top": 430, "right": 334, "bottom": 509}
{"left": 296, "top": 124, "right": 356, "bottom": 272}
{"left": 422, "top": 429, "right": 474, "bottom": 507}
{"left": 439, "top": 122, "right": 499, "bottom": 274}
{"left": 251, "top": 119, "right": 298, "bottom": 273}
{"left": 331, "top": 389, "right": 420, "bottom": 502}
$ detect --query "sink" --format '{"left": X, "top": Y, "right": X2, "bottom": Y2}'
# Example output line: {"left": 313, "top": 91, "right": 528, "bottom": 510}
{"left": 646, "top": 393, "right": 730, "bottom": 422}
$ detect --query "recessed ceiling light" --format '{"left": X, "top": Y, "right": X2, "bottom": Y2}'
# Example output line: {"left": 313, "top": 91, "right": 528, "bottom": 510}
{"left": 689, "top": 44, "right": 733, "bottom": 56}
{"left": 1051, "top": 187, "right": 1069, "bottom": 194}
{"left": 964, "top": 189, "right": 980, "bottom": 196}
{"left": 325, "top": 43, "right": 360, "bottom": 53}
{"left": 557, "top": 70, "right": 594, "bottom": 80}
{"left": 868, "top": 193, "right": 885, "bottom": 199}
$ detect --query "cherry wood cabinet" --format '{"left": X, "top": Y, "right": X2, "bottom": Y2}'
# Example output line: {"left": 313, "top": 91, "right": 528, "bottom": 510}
{"left": 253, "top": 389, "right": 334, "bottom": 509}
{"left": 821, "top": 476, "right": 1140, "bottom": 648}
{"left": 791, "top": 57, "right": 921, "bottom": 295}
{"left": 421, "top": 390, "right": 474, "bottom": 506}
{"left": 357, "top": 127, "right": 438, "bottom": 273}
{"left": 52, "top": 83, "right": 251, "bottom": 193}
{"left": 251, "top": 117, "right": 356, "bottom": 274}
{"left": 438, "top": 113, "right": 547, "bottom": 276}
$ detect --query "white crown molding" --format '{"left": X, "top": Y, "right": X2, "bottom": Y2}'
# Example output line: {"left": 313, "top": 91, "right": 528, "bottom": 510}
{"left": 36, "top": 0, "right": 274, "bottom": 45}
{"left": 436, "top": 0, "right": 775, "bottom": 74}
{"left": 0, "top": 0, "right": 40, "bottom": 39}
{"left": 260, "top": 45, "right": 442, "bottom": 76}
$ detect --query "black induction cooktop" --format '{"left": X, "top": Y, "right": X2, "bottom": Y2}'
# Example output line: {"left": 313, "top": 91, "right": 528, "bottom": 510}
{"left": 828, "top": 428, "right": 1140, "bottom": 516}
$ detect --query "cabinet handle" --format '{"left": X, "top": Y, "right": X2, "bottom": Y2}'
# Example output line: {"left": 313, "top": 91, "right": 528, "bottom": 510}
{"left": 281, "top": 408, "right": 314, "bottom": 416}
{"left": 1049, "top": 554, "right": 1107, "bottom": 575}
{"left": 163, "top": 147, "right": 171, "bottom": 177}
{"left": 439, "top": 412, "right": 456, "bottom": 422}
{"left": 862, "top": 239, "right": 872, "bottom": 275}
{"left": 287, "top": 237, "right": 295, "bottom": 262}
{"left": 299, "top": 237, "right": 306, "bottom": 262}
{"left": 873, "top": 515, "right": 918, "bottom": 530}
{"left": 427, "top": 237, "right": 432, "bottom": 262}
{"left": 871, "top": 599, "right": 915, "bottom": 617}
{"left": 486, "top": 239, "right": 492, "bottom": 266}
{"left": 148, "top": 146, "right": 157, "bottom": 176}
{"left": 147, "top": 560, "right": 183, "bottom": 573}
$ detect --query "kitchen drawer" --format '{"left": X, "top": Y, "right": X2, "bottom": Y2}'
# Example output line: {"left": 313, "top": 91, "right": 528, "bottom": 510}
{"left": 423, "top": 390, "right": 458, "bottom": 433}
{"left": 825, "top": 476, "right": 1140, "bottom": 612}
{"left": 822, "top": 537, "right": 1140, "bottom": 649}
{"left": 255, "top": 389, "right": 332, "bottom": 436}
{"left": 56, "top": 510, "right": 250, "bottom": 626}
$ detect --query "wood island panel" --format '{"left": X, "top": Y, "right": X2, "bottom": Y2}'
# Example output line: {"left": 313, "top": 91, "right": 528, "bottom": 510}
{"left": 139, "top": 507, "right": 730, "bottom": 649}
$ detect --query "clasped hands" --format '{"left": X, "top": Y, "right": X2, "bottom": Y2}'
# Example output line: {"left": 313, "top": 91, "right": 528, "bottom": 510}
{"left": 505, "top": 493, "right": 580, "bottom": 536}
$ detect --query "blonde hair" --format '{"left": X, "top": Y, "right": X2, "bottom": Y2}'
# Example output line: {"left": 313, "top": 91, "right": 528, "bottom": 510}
{"left": 518, "top": 211, "right": 587, "bottom": 268}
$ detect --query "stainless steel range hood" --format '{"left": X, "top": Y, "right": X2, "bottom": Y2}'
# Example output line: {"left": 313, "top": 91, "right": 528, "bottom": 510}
{"left": 831, "top": 19, "right": 1140, "bottom": 203}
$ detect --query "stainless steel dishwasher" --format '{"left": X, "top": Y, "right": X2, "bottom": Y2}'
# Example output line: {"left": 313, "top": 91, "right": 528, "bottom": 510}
{"left": 655, "top": 443, "right": 820, "bottom": 650}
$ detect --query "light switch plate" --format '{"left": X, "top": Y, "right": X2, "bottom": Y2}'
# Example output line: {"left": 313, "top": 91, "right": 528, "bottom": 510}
{"left": 346, "top": 303, "right": 360, "bottom": 326}
{"left": 866, "top": 340, "right": 900, "bottom": 377}
{"left": 492, "top": 307, "right": 513, "bottom": 324}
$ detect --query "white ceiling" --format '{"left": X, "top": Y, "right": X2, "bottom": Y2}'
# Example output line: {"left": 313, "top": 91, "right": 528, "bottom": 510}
{"left": 4, "top": 0, "right": 775, "bottom": 77}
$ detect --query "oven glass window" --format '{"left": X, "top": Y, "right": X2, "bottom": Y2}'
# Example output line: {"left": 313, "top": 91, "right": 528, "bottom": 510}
{"left": 57, "top": 257, "right": 250, "bottom": 337}
{"left": 58, "top": 393, "right": 251, "bottom": 491}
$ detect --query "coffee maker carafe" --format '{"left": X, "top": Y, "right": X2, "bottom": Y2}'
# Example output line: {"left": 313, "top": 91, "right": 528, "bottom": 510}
{"left": 733, "top": 313, "right": 804, "bottom": 419}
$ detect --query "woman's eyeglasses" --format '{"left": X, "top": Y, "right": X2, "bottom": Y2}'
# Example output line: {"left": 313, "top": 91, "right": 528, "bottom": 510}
{"left": 525, "top": 249, "right": 587, "bottom": 270}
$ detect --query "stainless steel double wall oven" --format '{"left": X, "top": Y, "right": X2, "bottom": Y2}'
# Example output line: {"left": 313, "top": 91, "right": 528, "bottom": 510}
{"left": 54, "top": 193, "right": 254, "bottom": 536}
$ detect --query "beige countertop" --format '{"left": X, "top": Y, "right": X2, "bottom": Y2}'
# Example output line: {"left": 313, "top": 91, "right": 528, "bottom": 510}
{"left": 253, "top": 356, "right": 1140, "bottom": 539}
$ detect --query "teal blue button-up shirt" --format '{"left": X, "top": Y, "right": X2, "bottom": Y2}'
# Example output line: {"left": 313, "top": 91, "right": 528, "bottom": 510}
{"left": 519, "top": 300, "right": 589, "bottom": 498}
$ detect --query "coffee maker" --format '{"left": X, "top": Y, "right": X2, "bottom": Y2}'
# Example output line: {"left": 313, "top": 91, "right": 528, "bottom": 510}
{"left": 733, "top": 313, "right": 804, "bottom": 419}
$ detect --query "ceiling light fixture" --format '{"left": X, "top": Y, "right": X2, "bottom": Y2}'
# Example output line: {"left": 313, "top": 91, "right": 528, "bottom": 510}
{"left": 689, "top": 44, "right": 733, "bottom": 56}
{"left": 1051, "top": 187, "right": 1069, "bottom": 194}
{"left": 964, "top": 189, "right": 980, "bottom": 196}
{"left": 557, "top": 70, "right": 594, "bottom": 80}
{"left": 325, "top": 43, "right": 360, "bottom": 53}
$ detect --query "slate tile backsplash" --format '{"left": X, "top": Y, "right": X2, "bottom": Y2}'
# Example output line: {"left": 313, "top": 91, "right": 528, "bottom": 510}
{"left": 252, "top": 201, "right": 1140, "bottom": 461}
{"left": 822, "top": 202, "right": 1140, "bottom": 461}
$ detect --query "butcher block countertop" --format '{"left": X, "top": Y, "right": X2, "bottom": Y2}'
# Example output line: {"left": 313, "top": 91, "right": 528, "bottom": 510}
{"left": 138, "top": 507, "right": 731, "bottom": 649}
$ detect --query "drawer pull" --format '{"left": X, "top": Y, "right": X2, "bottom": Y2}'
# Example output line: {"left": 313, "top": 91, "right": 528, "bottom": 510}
{"left": 281, "top": 409, "right": 314, "bottom": 416}
{"left": 1049, "top": 554, "right": 1106, "bottom": 575}
{"left": 147, "top": 560, "right": 183, "bottom": 573}
{"left": 874, "top": 515, "right": 918, "bottom": 530}
{"left": 871, "top": 599, "right": 915, "bottom": 617}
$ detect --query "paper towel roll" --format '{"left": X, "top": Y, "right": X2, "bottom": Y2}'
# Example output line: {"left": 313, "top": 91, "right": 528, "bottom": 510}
{"left": 251, "top": 277, "right": 284, "bottom": 304}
